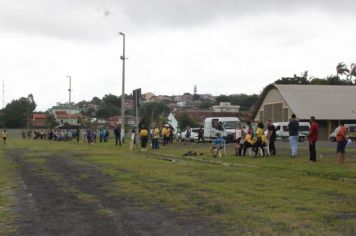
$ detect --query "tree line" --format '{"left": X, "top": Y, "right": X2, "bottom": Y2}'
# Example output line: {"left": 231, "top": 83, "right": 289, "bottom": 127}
{"left": 275, "top": 62, "right": 356, "bottom": 85}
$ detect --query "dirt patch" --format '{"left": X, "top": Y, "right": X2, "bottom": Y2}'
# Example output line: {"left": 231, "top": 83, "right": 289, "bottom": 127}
{"left": 6, "top": 149, "right": 212, "bottom": 236}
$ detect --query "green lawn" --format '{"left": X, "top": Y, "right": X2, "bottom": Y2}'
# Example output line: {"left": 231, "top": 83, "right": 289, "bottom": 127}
{"left": 0, "top": 146, "right": 17, "bottom": 235}
{"left": 1, "top": 138, "right": 356, "bottom": 235}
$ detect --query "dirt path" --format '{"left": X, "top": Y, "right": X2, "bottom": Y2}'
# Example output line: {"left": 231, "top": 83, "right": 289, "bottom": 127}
{"left": 7, "top": 149, "right": 211, "bottom": 236}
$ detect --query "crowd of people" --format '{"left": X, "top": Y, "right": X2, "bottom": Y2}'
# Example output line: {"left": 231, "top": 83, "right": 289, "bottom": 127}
{"left": 6, "top": 115, "right": 351, "bottom": 164}
{"left": 20, "top": 128, "right": 111, "bottom": 144}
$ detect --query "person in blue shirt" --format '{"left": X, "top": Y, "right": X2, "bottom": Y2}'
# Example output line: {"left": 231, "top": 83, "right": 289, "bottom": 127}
{"left": 210, "top": 133, "right": 224, "bottom": 157}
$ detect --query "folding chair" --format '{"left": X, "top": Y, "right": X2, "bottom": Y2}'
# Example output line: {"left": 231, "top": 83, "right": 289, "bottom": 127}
{"left": 260, "top": 141, "right": 270, "bottom": 156}
{"left": 263, "top": 143, "right": 271, "bottom": 156}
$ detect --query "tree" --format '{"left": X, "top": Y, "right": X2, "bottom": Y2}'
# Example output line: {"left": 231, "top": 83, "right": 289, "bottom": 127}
{"left": 46, "top": 113, "right": 58, "bottom": 128}
{"left": 0, "top": 94, "right": 36, "bottom": 128}
{"left": 176, "top": 112, "right": 197, "bottom": 130}
{"left": 95, "top": 94, "right": 121, "bottom": 118}
{"left": 198, "top": 100, "right": 214, "bottom": 110}
{"left": 325, "top": 75, "right": 353, "bottom": 85}
{"left": 215, "top": 94, "right": 259, "bottom": 111}
{"left": 102, "top": 94, "right": 121, "bottom": 107}
{"left": 91, "top": 96, "right": 102, "bottom": 105}
{"left": 336, "top": 62, "right": 350, "bottom": 79}
{"left": 275, "top": 74, "right": 309, "bottom": 85}
{"left": 348, "top": 63, "right": 356, "bottom": 83}
{"left": 139, "top": 102, "right": 171, "bottom": 127}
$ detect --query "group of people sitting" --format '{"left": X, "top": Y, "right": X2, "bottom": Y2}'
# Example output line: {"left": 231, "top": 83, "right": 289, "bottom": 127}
{"left": 210, "top": 120, "right": 276, "bottom": 158}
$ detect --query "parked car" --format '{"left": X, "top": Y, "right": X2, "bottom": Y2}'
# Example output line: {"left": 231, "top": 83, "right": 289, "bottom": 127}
{"left": 177, "top": 128, "right": 199, "bottom": 142}
{"left": 329, "top": 124, "right": 356, "bottom": 142}
{"left": 274, "top": 122, "right": 310, "bottom": 142}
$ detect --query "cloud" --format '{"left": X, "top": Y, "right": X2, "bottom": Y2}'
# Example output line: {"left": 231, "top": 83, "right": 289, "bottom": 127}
{"left": 1, "top": 0, "right": 355, "bottom": 41}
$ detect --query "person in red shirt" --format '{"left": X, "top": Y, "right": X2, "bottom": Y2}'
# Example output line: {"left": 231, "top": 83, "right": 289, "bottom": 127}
{"left": 307, "top": 116, "right": 319, "bottom": 162}
{"left": 336, "top": 121, "right": 348, "bottom": 164}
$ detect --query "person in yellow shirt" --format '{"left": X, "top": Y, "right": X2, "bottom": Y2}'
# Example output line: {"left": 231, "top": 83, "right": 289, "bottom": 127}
{"left": 242, "top": 131, "right": 254, "bottom": 156}
{"left": 139, "top": 127, "right": 149, "bottom": 151}
{"left": 255, "top": 122, "right": 265, "bottom": 157}
{"left": 164, "top": 126, "right": 170, "bottom": 145}
{"left": 2, "top": 129, "right": 7, "bottom": 144}
{"left": 152, "top": 127, "right": 160, "bottom": 149}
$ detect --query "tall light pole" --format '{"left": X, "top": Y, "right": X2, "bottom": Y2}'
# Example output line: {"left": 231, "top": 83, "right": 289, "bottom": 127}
{"left": 67, "top": 75, "right": 72, "bottom": 105}
{"left": 119, "top": 32, "right": 126, "bottom": 142}
{"left": 67, "top": 75, "right": 72, "bottom": 124}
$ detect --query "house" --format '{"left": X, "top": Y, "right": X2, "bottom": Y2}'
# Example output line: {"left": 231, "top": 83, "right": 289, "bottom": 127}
{"left": 108, "top": 116, "right": 121, "bottom": 127}
{"left": 51, "top": 103, "right": 81, "bottom": 116}
{"left": 51, "top": 103, "right": 80, "bottom": 125}
{"left": 54, "top": 111, "right": 79, "bottom": 125}
{"left": 212, "top": 102, "right": 240, "bottom": 113}
{"left": 253, "top": 84, "right": 356, "bottom": 139}
{"left": 32, "top": 113, "right": 48, "bottom": 128}
{"left": 199, "top": 94, "right": 215, "bottom": 101}
{"left": 143, "top": 92, "right": 156, "bottom": 101}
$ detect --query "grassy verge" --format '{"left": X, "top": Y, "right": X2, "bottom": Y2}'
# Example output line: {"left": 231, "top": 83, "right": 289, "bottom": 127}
{"left": 4, "top": 138, "right": 356, "bottom": 235}
{"left": 0, "top": 147, "right": 16, "bottom": 235}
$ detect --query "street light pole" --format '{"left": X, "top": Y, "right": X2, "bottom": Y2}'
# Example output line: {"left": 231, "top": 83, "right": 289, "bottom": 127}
{"left": 67, "top": 75, "right": 72, "bottom": 124}
{"left": 119, "top": 32, "right": 126, "bottom": 142}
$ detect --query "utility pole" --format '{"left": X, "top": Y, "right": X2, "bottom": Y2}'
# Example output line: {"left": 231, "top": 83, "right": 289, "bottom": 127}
{"left": 67, "top": 75, "right": 72, "bottom": 124}
{"left": 119, "top": 32, "right": 126, "bottom": 143}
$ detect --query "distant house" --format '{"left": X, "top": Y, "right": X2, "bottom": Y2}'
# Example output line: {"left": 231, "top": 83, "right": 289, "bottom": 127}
{"left": 51, "top": 103, "right": 80, "bottom": 125}
{"left": 212, "top": 102, "right": 240, "bottom": 113}
{"left": 149, "top": 95, "right": 172, "bottom": 103}
{"left": 32, "top": 113, "right": 48, "bottom": 128}
{"left": 199, "top": 94, "right": 215, "bottom": 101}
{"left": 108, "top": 116, "right": 121, "bottom": 127}
{"left": 77, "top": 103, "right": 99, "bottom": 114}
{"left": 51, "top": 103, "right": 80, "bottom": 116}
{"left": 143, "top": 92, "right": 156, "bottom": 101}
{"left": 253, "top": 84, "right": 356, "bottom": 139}
{"left": 54, "top": 111, "right": 79, "bottom": 125}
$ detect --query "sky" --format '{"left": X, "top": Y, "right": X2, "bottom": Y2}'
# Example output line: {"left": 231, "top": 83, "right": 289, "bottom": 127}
{"left": 1, "top": 0, "right": 356, "bottom": 111}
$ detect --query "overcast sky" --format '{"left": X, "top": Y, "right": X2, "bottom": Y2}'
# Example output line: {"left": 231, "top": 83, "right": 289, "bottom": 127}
{"left": 1, "top": 0, "right": 356, "bottom": 111}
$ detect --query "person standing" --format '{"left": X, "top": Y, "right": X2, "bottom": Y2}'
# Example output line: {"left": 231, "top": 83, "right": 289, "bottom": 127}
{"left": 130, "top": 129, "right": 136, "bottom": 150}
{"left": 184, "top": 126, "right": 191, "bottom": 144}
{"left": 307, "top": 116, "right": 319, "bottom": 162}
{"left": 336, "top": 121, "right": 348, "bottom": 164}
{"left": 255, "top": 122, "right": 265, "bottom": 157}
{"left": 267, "top": 120, "right": 276, "bottom": 156}
{"left": 288, "top": 114, "right": 299, "bottom": 158}
{"left": 152, "top": 127, "right": 160, "bottom": 149}
{"left": 139, "top": 127, "right": 149, "bottom": 151}
{"left": 234, "top": 124, "right": 243, "bottom": 156}
{"left": 2, "top": 129, "right": 7, "bottom": 144}
{"left": 197, "top": 127, "right": 205, "bottom": 143}
{"left": 114, "top": 124, "right": 121, "bottom": 146}
{"left": 76, "top": 128, "right": 80, "bottom": 142}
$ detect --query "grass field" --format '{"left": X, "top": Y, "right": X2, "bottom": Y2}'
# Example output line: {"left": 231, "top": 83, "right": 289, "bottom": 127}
{"left": 1, "top": 138, "right": 356, "bottom": 235}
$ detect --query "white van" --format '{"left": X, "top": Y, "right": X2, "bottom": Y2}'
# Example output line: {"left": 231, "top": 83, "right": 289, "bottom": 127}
{"left": 273, "top": 122, "right": 310, "bottom": 142}
{"left": 204, "top": 117, "right": 240, "bottom": 143}
{"left": 329, "top": 124, "right": 356, "bottom": 142}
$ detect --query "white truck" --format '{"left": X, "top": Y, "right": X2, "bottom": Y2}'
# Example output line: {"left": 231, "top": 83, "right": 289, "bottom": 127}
{"left": 273, "top": 122, "right": 310, "bottom": 142}
{"left": 204, "top": 117, "right": 240, "bottom": 143}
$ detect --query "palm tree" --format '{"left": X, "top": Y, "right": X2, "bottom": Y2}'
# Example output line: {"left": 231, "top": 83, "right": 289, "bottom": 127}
{"left": 336, "top": 62, "right": 350, "bottom": 79}
{"left": 348, "top": 63, "right": 356, "bottom": 84}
